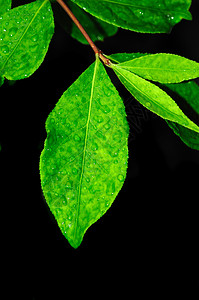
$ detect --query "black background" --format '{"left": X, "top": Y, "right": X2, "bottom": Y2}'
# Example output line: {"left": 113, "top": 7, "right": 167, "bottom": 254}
{"left": 1, "top": 0, "right": 199, "bottom": 298}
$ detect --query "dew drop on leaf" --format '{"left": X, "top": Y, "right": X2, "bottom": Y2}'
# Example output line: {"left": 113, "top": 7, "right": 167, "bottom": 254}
{"left": 66, "top": 181, "right": 72, "bottom": 189}
{"left": 32, "top": 34, "right": 39, "bottom": 42}
{"left": 117, "top": 174, "right": 124, "bottom": 182}
{"left": 1, "top": 45, "right": 9, "bottom": 54}
{"left": 74, "top": 134, "right": 81, "bottom": 141}
{"left": 72, "top": 168, "right": 78, "bottom": 175}
{"left": 91, "top": 142, "right": 98, "bottom": 151}
{"left": 9, "top": 27, "right": 18, "bottom": 37}
{"left": 106, "top": 181, "right": 115, "bottom": 196}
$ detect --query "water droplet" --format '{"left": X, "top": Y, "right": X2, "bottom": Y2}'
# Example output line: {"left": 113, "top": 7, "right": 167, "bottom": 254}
{"left": 9, "top": 27, "right": 18, "bottom": 37}
{"left": 110, "top": 151, "right": 118, "bottom": 157}
{"left": 117, "top": 174, "right": 124, "bottom": 182}
{"left": 32, "top": 34, "right": 39, "bottom": 42}
{"left": 146, "top": 102, "right": 152, "bottom": 108}
{"left": 66, "top": 181, "right": 72, "bottom": 189}
{"left": 101, "top": 105, "right": 111, "bottom": 114}
{"left": 91, "top": 142, "right": 98, "bottom": 151}
{"left": 72, "top": 168, "right": 78, "bottom": 175}
{"left": 74, "top": 134, "right": 81, "bottom": 141}
{"left": 104, "top": 123, "right": 111, "bottom": 130}
{"left": 0, "top": 45, "right": 9, "bottom": 54}
{"left": 106, "top": 181, "right": 115, "bottom": 196}
{"left": 95, "top": 115, "right": 103, "bottom": 123}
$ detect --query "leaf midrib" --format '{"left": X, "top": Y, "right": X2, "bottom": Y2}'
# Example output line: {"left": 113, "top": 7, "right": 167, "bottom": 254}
{"left": 94, "top": 0, "right": 189, "bottom": 15}
{"left": 118, "top": 65, "right": 197, "bottom": 72}
{"left": 1, "top": 0, "right": 48, "bottom": 75}
{"left": 114, "top": 67, "right": 199, "bottom": 133}
{"left": 74, "top": 57, "right": 99, "bottom": 241}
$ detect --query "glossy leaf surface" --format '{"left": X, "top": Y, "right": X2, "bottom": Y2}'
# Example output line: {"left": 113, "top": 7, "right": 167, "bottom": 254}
{"left": 112, "top": 65, "right": 199, "bottom": 133}
{"left": 0, "top": 0, "right": 54, "bottom": 81}
{"left": 70, "top": 0, "right": 192, "bottom": 33}
{"left": 40, "top": 57, "right": 129, "bottom": 248}
{"left": 109, "top": 53, "right": 199, "bottom": 149}
{"left": 0, "top": 0, "right": 11, "bottom": 15}
{"left": 116, "top": 54, "right": 199, "bottom": 83}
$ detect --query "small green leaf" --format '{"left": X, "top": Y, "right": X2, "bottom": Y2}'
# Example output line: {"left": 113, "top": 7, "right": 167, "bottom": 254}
{"left": 0, "top": 0, "right": 54, "bottom": 81}
{"left": 55, "top": 0, "right": 118, "bottom": 44}
{"left": 115, "top": 53, "right": 199, "bottom": 83}
{"left": 0, "top": 0, "right": 11, "bottom": 16}
{"left": 167, "top": 121, "right": 199, "bottom": 150}
{"left": 40, "top": 56, "right": 129, "bottom": 248}
{"left": 70, "top": 0, "right": 192, "bottom": 33}
{"left": 112, "top": 65, "right": 199, "bottom": 133}
{"left": 165, "top": 81, "right": 199, "bottom": 150}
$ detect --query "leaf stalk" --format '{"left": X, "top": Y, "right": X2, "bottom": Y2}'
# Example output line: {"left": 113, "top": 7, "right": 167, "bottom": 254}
{"left": 56, "top": 0, "right": 111, "bottom": 65}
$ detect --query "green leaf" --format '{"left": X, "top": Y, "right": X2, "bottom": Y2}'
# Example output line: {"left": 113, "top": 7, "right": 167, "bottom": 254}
{"left": 164, "top": 81, "right": 199, "bottom": 150}
{"left": 40, "top": 56, "right": 129, "bottom": 248}
{"left": 167, "top": 120, "right": 199, "bottom": 150}
{"left": 0, "top": 0, "right": 54, "bottom": 81}
{"left": 70, "top": 0, "right": 192, "bottom": 33}
{"left": 115, "top": 53, "right": 199, "bottom": 83}
{"left": 0, "top": 0, "right": 11, "bottom": 16}
{"left": 112, "top": 65, "right": 199, "bottom": 133}
{"left": 54, "top": 0, "right": 118, "bottom": 44}
{"left": 0, "top": 76, "right": 4, "bottom": 87}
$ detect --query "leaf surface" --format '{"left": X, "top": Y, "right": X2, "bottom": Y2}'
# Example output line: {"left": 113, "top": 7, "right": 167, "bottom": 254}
{"left": 116, "top": 54, "right": 199, "bottom": 83}
{"left": 110, "top": 52, "right": 199, "bottom": 149}
{"left": 0, "top": 0, "right": 11, "bottom": 16}
{"left": 40, "top": 57, "right": 129, "bottom": 248}
{"left": 0, "top": 0, "right": 54, "bottom": 81}
{"left": 70, "top": 0, "right": 192, "bottom": 33}
{"left": 165, "top": 81, "right": 199, "bottom": 150}
{"left": 112, "top": 65, "right": 199, "bottom": 133}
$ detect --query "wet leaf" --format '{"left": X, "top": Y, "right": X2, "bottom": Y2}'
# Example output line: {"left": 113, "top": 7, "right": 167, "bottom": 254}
{"left": 0, "top": 0, "right": 11, "bottom": 16}
{"left": 115, "top": 53, "right": 199, "bottom": 83}
{"left": 40, "top": 56, "right": 129, "bottom": 248}
{"left": 112, "top": 65, "right": 199, "bottom": 133}
{"left": 70, "top": 0, "right": 192, "bottom": 33}
{"left": 109, "top": 52, "right": 199, "bottom": 149}
{"left": 0, "top": 0, "right": 54, "bottom": 81}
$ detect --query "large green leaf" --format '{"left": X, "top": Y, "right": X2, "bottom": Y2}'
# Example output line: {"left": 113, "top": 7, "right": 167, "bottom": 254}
{"left": 40, "top": 56, "right": 129, "bottom": 248}
{"left": 54, "top": 0, "right": 118, "bottom": 44}
{"left": 70, "top": 0, "right": 192, "bottom": 33}
{"left": 115, "top": 53, "right": 199, "bottom": 83}
{"left": 0, "top": 0, "right": 54, "bottom": 81}
{"left": 0, "top": 0, "right": 11, "bottom": 16}
{"left": 112, "top": 65, "right": 199, "bottom": 133}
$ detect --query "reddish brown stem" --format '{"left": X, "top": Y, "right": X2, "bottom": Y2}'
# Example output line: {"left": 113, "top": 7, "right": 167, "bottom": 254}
{"left": 56, "top": 0, "right": 111, "bottom": 65}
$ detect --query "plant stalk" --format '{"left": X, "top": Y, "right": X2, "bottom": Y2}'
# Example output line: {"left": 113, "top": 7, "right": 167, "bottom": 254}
{"left": 56, "top": 0, "right": 111, "bottom": 65}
